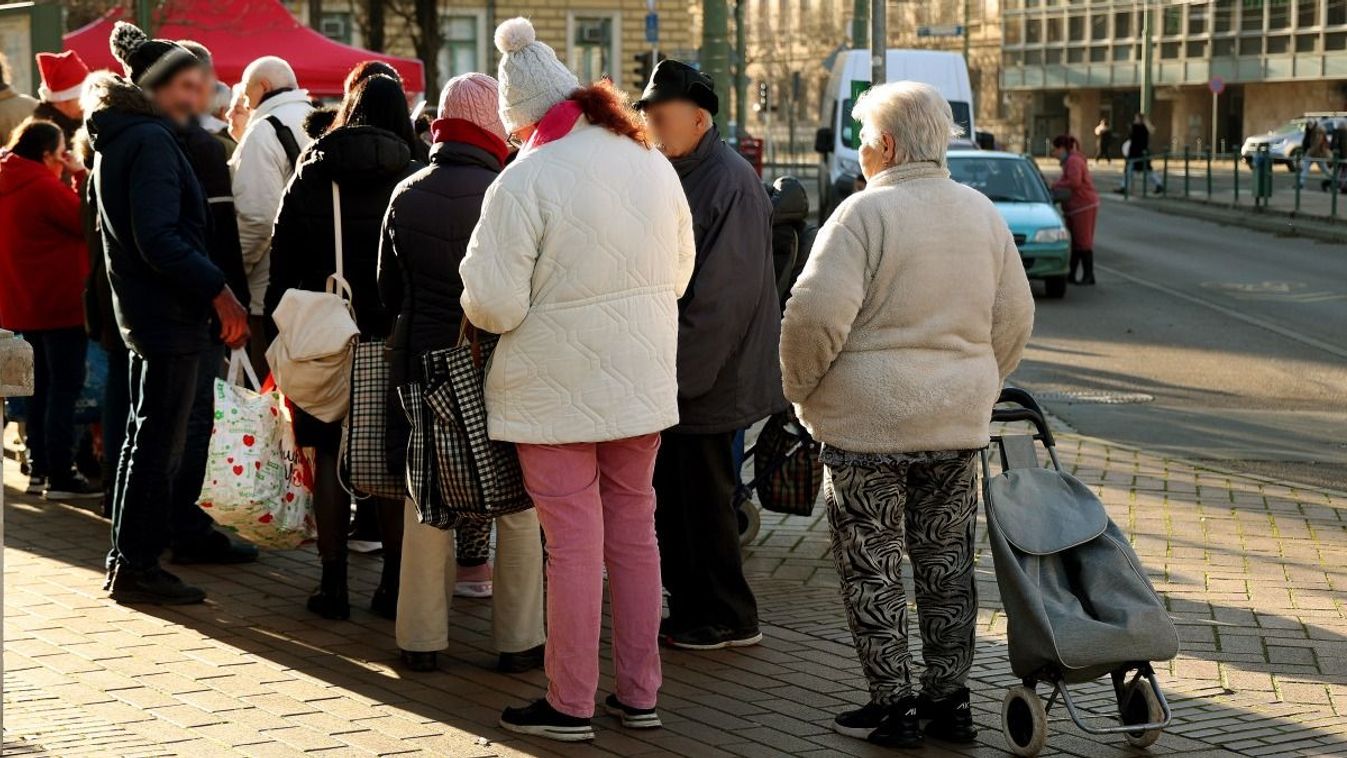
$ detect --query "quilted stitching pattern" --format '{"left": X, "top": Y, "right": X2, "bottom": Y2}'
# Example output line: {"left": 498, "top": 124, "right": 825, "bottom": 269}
{"left": 460, "top": 121, "right": 696, "bottom": 444}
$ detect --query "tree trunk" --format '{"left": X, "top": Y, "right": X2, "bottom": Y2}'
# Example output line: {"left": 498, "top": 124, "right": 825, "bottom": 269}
{"left": 368, "top": 0, "right": 386, "bottom": 52}
{"left": 415, "top": 0, "right": 440, "bottom": 95}
{"left": 310, "top": 0, "right": 324, "bottom": 32}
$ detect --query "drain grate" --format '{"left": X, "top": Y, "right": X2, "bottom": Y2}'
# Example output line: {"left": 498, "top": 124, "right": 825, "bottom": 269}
{"left": 1036, "top": 390, "right": 1155, "bottom": 405}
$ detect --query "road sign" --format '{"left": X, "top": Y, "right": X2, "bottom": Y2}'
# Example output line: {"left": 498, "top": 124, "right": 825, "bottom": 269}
{"left": 1208, "top": 76, "right": 1225, "bottom": 95}
{"left": 917, "top": 24, "right": 965, "bottom": 38}
{"left": 645, "top": 12, "right": 659, "bottom": 43}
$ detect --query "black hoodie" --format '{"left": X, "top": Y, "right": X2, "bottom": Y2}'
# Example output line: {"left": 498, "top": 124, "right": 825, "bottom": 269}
{"left": 84, "top": 73, "right": 225, "bottom": 356}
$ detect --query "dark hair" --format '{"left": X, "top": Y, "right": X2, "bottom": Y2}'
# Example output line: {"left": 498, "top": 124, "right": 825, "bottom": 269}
{"left": 6, "top": 118, "right": 64, "bottom": 162}
{"left": 178, "top": 40, "right": 212, "bottom": 68}
{"left": 335, "top": 74, "right": 418, "bottom": 153}
{"left": 568, "top": 79, "right": 648, "bottom": 147}
{"left": 344, "top": 60, "right": 401, "bottom": 93}
{"left": 1051, "top": 134, "right": 1080, "bottom": 152}
{"left": 303, "top": 106, "right": 339, "bottom": 139}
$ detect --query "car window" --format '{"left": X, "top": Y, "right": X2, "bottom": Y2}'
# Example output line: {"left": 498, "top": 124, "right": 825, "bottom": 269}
{"left": 947, "top": 156, "right": 1051, "bottom": 204}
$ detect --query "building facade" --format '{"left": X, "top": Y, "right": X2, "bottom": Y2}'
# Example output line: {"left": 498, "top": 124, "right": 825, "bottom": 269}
{"left": 1000, "top": 0, "right": 1347, "bottom": 155}
{"left": 287, "top": 0, "right": 699, "bottom": 98}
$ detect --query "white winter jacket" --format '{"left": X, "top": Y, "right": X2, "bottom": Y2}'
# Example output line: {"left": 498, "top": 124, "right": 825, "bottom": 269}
{"left": 229, "top": 89, "right": 313, "bottom": 314}
{"left": 460, "top": 119, "right": 696, "bottom": 444}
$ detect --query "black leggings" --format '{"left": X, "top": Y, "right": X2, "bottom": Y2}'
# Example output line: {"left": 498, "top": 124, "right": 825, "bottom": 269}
{"left": 311, "top": 446, "right": 403, "bottom": 575}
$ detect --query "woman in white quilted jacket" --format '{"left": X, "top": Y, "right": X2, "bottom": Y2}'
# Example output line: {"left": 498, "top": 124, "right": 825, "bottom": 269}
{"left": 459, "top": 17, "right": 695, "bottom": 743}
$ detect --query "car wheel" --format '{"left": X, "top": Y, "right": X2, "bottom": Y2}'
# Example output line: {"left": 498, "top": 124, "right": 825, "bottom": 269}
{"left": 1044, "top": 275, "right": 1068, "bottom": 299}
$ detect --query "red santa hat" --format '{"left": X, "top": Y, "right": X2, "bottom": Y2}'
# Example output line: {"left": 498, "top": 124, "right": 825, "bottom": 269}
{"left": 36, "top": 51, "right": 91, "bottom": 103}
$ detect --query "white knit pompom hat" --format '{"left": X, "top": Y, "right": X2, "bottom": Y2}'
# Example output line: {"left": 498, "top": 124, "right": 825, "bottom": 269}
{"left": 493, "top": 17, "right": 579, "bottom": 134}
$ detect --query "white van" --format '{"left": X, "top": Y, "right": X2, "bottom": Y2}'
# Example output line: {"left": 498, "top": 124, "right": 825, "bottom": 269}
{"left": 815, "top": 49, "right": 975, "bottom": 213}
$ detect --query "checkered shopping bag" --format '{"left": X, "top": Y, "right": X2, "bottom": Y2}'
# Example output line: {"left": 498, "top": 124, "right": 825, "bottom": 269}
{"left": 753, "top": 410, "right": 823, "bottom": 517}
{"left": 343, "top": 339, "right": 404, "bottom": 499}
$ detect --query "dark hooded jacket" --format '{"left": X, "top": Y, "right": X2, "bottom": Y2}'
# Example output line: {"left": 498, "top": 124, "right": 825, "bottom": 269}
{"left": 378, "top": 127, "right": 504, "bottom": 470}
{"left": 264, "top": 124, "right": 420, "bottom": 446}
{"left": 33, "top": 100, "right": 82, "bottom": 143}
{"left": 84, "top": 73, "right": 225, "bottom": 357}
{"left": 177, "top": 120, "right": 250, "bottom": 311}
{"left": 669, "top": 127, "right": 787, "bottom": 433}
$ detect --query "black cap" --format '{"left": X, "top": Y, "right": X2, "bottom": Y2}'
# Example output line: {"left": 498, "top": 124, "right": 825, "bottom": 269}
{"left": 635, "top": 59, "right": 718, "bottom": 116}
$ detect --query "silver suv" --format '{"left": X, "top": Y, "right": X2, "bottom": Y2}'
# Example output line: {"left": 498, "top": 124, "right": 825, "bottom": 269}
{"left": 1241, "top": 112, "right": 1347, "bottom": 170}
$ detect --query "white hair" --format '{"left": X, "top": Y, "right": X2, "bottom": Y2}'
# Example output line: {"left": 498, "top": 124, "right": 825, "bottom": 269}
{"left": 241, "top": 56, "right": 298, "bottom": 92}
{"left": 852, "top": 81, "right": 961, "bottom": 166}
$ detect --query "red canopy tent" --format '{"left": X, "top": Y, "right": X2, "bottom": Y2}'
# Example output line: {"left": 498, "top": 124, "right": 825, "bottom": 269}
{"left": 64, "top": 0, "right": 424, "bottom": 97}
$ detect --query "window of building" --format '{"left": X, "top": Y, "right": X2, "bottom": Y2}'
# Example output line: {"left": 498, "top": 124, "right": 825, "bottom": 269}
{"left": 1090, "top": 13, "right": 1108, "bottom": 39}
{"left": 439, "top": 12, "right": 486, "bottom": 81}
{"left": 1046, "top": 47, "right": 1063, "bottom": 62}
{"left": 1026, "top": 48, "right": 1043, "bottom": 63}
{"left": 1187, "top": 39, "right": 1209, "bottom": 56}
{"left": 568, "top": 13, "right": 619, "bottom": 87}
{"left": 1068, "top": 14, "right": 1085, "bottom": 39}
{"left": 1068, "top": 46, "right": 1086, "bottom": 62}
{"left": 1163, "top": 6, "right": 1182, "bottom": 34}
{"left": 319, "top": 12, "right": 352, "bottom": 44}
{"left": 1268, "top": 0, "right": 1290, "bottom": 29}
{"left": 1026, "top": 17, "right": 1042, "bottom": 42}
{"left": 1214, "top": 36, "right": 1237, "bottom": 54}
{"left": 1266, "top": 33, "right": 1291, "bottom": 51}
{"left": 1241, "top": 0, "right": 1265, "bottom": 31}
{"left": 1004, "top": 18, "right": 1024, "bottom": 44}
{"left": 1239, "top": 35, "right": 1263, "bottom": 53}
{"left": 1161, "top": 41, "right": 1181, "bottom": 57}
{"left": 1188, "top": 5, "right": 1208, "bottom": 33}
{"left": 1329, "top": 0, "right": 1347, "bottom": 24}
{"left": 1100, "top": 44, "right": 1116, "bottom": 61}
{"left": 1115, "top": 10, "right": 1132, "bottom": 37}
{"left": 1214, "top": 0, "right": 1235, "bottom": 31}
{"left": 1046, "top": 16, "right": 1063, "bottom": 42}
{"left": 1003, "top": 51, "right": 1024, "bottom": 67}
{"left": 1326, "top": 30, "right": 1347, "bottom": 47}
{"left": 1298, "top": 0, "right": 1320, "bottom": 25}
{"left": 1296, "top": 33, "right": 1319, "bottom": 50}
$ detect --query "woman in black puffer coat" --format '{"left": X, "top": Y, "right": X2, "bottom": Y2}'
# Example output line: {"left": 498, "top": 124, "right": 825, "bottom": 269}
{"left": 265, "top": 74, "right": 422, "bottom": 621}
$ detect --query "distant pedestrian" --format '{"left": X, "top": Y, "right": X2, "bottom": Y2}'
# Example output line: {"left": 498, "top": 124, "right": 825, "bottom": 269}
{"left": 636, "top": 59, "right": 784, "bottom": 651}
{"left": 1299, "top": 118, "right": 1332, "bottom": 189}
{"left": 1124, "top": 112, "right": 1162, "bottom": 193}
{"left": 33, "top": 51, "right": 89, "bottom": 143}
{"left": 379, "top": 72, "right": 545, "bottom": 676}
{"left": 177, "top": 41, "right": 235, "bottom": 159}
{"left": 230, "top": 56, "right": 313, "bottom": 369}
{"left": 1051, "top": 134, "right": 1099, "bottom": 285}
{"left": 0, "top": 54, "right": 37, "bottom": 143}
{"left": 462, "top": 17, "right": 694, "bottom": 742}
{"left": 265, "top": 73, "right": 421, "bottom": 621}
{"left": 0, "top": 118, "right": 96, "bottom": 500}
{"left": 780, "top": 81, "right": 1034, "bottom": 749}
{"left": 91, "top": 22, "right": 250, "bottom": 604}
{"left": 1093, "top": 117, "right": 1112, "bottom": 164}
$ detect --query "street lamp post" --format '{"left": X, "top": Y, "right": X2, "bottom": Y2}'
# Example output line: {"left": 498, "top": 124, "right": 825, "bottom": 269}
{"left": 703, "top": 0, "right": 732, "bottom": 134}
{"left": 135, "top": 0, "right": 153, "bottom": 33}
{"left": 735, "top": 0, "right": 747, "bottom": 140}
{"left": 871, "top": 0, "right": 886, "bottom": 86}
{"left": 1140, "top": 0, "right": 1154, "bottom": 117}
{"left": 853, "top": 0, "right": 869, "bottom": 48}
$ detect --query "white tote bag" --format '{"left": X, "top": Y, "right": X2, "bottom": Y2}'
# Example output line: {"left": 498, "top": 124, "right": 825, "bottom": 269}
{"left": 198, "top": 351, "right": 316, "bottom": 549}
{"left": 266, "top": 182, "right": 360, "bottom": 423}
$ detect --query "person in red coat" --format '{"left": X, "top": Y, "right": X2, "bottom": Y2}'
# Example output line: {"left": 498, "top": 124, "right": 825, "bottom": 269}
{"left": 1051, "top": 134, "right": 1100, "bottom": 285}
{"left": 0, "top": 118, "right": 100, "bottom": 498}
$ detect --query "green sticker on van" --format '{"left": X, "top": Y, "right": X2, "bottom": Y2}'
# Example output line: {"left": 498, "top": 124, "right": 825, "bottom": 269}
{"left": 843, "top": 80, "right": 870, "bottom": 150}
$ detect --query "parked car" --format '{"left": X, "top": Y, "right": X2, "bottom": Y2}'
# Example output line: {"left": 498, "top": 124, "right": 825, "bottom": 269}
{"left": 947, "top": 149, "right": 1071, "bottom": 299}
{"left": 1240, "top": 113, "right": 1347, "bottom": 170}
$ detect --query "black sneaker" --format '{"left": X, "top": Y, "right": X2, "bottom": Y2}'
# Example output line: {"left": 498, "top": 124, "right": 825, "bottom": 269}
{"left": 663, "top": 625, "right": 763, "bottom": 651}
{"left": 497, "top": 644, "right": 545, "bottom": 673}
{"left": 499, "top": 699, "right": 595, "bottom": 742}
{"left": 25, "top": 475, "right": 46, "bottom": 495}
{"left": 108, "top": 565, "right": 206, "bottom": 605}
{"left": 170, "top": 530, "right": 259, "bottom": 565}
{"left": 869, "top": 697, "right": 923, "bottom": 749}
{"left": 604, "top": 693, "right": 661, "bottom": 729}
{"left": 833, "top": 701, "right": 888, "bottom": 739}
{"left": 44, "top": 472, "right": 101, "bottom": 500}
{"left": 918, "top": 686, "right": 978, "bottom": 743}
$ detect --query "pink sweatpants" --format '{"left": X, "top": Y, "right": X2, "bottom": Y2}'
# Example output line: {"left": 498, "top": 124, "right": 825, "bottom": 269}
{"left": 515, "top": 433, "right": 663, "bottom": 718}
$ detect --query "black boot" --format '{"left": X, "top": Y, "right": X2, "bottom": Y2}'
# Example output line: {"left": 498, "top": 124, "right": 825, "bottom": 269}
{"left": 370, "top": 553, "right": 400, "bottom": 619}
{"left": 1080, "top": 249, "right": 1096, "bottom": 285}
{"left": 400, "top": 649, "right": 438, "bottom": 672}
{"left": 307, "top": 559, "right": 350, "bottom": 620}
{"left": 1068, "top": 248, "right": 1081, "bottom": 284}
{"left": 919, "top": 686, "right": 978, "bottom": 743}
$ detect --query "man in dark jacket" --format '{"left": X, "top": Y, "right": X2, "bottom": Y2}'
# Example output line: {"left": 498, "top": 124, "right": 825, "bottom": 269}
{"left": 88, "top": 21, "right": 249, "bottom": 605}
{"left": 637, "top": 60, "right": 786, "bottom": 650}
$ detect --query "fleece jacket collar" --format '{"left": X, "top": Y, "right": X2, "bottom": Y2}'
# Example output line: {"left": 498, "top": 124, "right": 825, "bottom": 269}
{"left": 866, "top": 161, "right": 949, "bottom": 188}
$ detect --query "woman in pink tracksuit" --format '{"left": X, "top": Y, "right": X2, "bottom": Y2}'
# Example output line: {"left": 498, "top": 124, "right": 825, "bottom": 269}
{"left": 1052, "top": 134, "right": 1100, "bottom": 285}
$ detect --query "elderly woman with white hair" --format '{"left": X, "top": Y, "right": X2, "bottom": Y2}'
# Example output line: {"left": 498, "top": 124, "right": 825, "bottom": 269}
{"left": 779, "top": 81, "right": 1034, "bottom": 748}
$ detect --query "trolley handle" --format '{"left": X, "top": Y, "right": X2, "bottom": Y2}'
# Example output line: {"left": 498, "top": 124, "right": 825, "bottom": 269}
{"left": 991, "top": 387, "right": 1056, "bottom": 447}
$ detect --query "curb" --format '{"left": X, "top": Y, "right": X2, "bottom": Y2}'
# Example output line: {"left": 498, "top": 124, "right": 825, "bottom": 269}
{"left": 1104, "top": 193, "right": 1347, "bottom": 244}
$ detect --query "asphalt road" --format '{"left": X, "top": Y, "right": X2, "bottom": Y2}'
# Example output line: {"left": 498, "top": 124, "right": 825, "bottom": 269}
{"left": 1010, "top": 196, "right": 1347, "bottom": 490}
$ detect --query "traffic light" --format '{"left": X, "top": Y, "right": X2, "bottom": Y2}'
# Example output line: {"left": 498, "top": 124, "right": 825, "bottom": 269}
{"left": 635, "top": 51, "right": 666, "bottom": 89}
{"left": 755, "top": 80, "right": 769, "bottom": 114}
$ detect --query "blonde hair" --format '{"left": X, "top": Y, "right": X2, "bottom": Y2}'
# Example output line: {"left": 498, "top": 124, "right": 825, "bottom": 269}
{"left": 852, "top": 80, "right": 961, "bottom": 166}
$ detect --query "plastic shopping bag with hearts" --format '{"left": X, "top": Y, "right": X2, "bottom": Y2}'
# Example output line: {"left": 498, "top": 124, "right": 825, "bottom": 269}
{"left": 198, "top": 350, "right": 316, "bottom": 549}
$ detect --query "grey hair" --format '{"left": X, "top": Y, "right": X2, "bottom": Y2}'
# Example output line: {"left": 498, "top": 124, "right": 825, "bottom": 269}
{"left": 852, "top": 80, "right": 961, "bottom": 166}
{"left": 210, "top": 81, "right": 232, "bottom": 113}
{"left": 241, "top": 55, "right": 298, "bottom": 92}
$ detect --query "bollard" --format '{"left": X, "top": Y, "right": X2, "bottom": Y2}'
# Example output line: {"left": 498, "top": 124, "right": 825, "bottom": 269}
{"left": 1206, "top": 150, "right": 1213, "bottom": 198}
{"left": 1234, "top": 153, "right": 1240, "bottom": 203}
{"left": 1183, "top": 148, "right": 1190, "bottom": 198}
{"left": 1333, "top": 156, "right": 1340, "bottom": 221}
{"left": 1162, "top": 152, "right": 1170, "bottom": 196}
{"left": 1142, "top": 153, "right": 1150, "bottom": 198}
{"left": 1123, "top": 157, "right": 1131, "bottom": 200}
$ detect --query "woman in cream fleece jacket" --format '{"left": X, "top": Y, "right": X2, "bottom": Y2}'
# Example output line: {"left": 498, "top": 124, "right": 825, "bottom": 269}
{"left": 779, "top": 81, "right": 1034, "bottom": 749}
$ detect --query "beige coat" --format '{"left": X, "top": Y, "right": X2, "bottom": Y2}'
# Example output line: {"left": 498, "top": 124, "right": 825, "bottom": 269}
{"left": 0, "top": 87, "right": 37, "bottom": 145}
{"left": 780, "top": 162, "right": 1034, "bottom": 454}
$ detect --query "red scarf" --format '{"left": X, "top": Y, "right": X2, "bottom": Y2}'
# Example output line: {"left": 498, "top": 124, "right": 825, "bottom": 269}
{"left": 430, "top": 117, "right": 509, "bottom": 166}
{"left": 523, "top": 100, "right": 582, "bottom": 154}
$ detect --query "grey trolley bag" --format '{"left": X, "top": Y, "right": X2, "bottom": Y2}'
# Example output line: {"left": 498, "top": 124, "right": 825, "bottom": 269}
{"left": 982, "top": 388, "right": 1179, "bottom": 756}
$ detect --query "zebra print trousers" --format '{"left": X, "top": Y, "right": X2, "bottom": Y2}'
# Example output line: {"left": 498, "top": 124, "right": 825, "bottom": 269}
{"left": 821, "top": 448, "right": 979, "bottom": 705}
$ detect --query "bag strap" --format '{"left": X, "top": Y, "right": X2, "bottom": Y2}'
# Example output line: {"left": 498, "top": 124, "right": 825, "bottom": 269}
{"left": 326, "top": 182, "right": 353, "bottom": 303}
{"left": 457, "top": 316, "right": 484, "bottom": 369}
{"left": 266, "top": 115, "right": 301, "bottom": 169}
{"left": 227, "top": 348, "right": 261, "bottom": 389}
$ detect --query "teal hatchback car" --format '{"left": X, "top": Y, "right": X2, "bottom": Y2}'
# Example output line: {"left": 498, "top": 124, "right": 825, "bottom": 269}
{"left": 947, "top": 150, "right": 1071, "bottom": 298}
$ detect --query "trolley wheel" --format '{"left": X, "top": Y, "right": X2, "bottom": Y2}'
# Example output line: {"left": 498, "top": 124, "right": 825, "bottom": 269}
{"left": 1120, "top": 677, "right": 1164, "bottom": 748}
{"left": 1001, "top": 685, "right": 1048, "bottom": 757}
{"left": 736, "top": 498, "right": 761, "bottom": 548}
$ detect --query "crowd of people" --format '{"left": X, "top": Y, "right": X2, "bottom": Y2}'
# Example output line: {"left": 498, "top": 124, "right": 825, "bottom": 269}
{"left": 0, "top": 15, "right": 1035, "bottom": 748}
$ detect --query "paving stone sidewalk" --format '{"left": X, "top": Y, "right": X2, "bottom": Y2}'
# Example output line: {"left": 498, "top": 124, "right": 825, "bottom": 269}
{"left": 3, "top": 431, "right": 1345, "bottom": 758}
